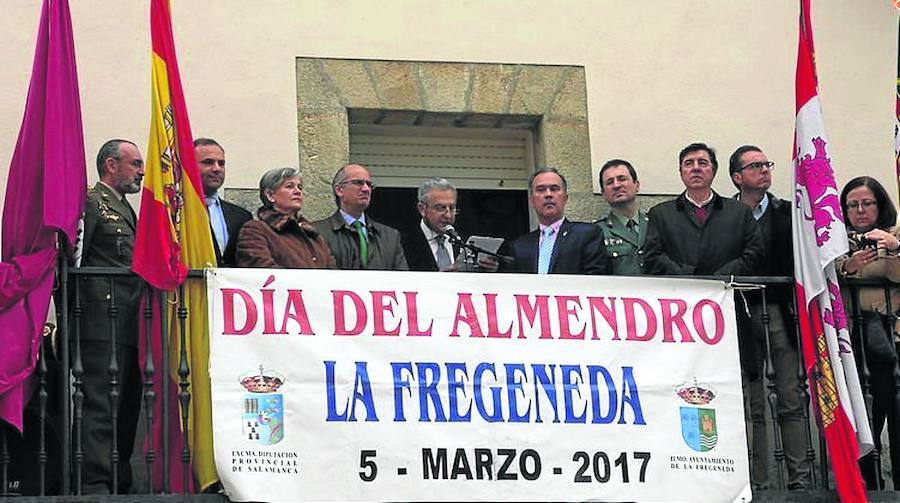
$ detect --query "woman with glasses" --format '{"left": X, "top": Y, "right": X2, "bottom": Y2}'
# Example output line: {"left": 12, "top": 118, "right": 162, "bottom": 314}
{"left": 837, "top": 175, "right": 900, "bottom": 489}
{"left": 237, "top": 167, "right": 336, "bottom": 269}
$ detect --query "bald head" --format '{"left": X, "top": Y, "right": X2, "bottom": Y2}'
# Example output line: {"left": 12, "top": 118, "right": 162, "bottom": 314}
{"left": 332, "top": 164, "right": 374, "bottom": 218}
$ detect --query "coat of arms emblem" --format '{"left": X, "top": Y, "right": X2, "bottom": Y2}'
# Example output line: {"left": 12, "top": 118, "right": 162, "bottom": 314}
{"left": 677, "top": 380, "right": 718, "bottom": 452}
{"left": 240, "top": 365, "right": 285, "bottom": 445}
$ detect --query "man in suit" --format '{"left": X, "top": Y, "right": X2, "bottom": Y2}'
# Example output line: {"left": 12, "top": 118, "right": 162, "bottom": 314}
{"left": 401, "top": 177, "right": 500, "bottom": 272}
{"left": 194, "top": 138, "right": 252, "bottom": 266}
{"left": 643, "top": 142, "right": 763, "bottom": 276}
{"left": 508, "top": 167, "right": 608, "bottom": 275}
{"left": 314, "top": 164, "right": 408, "bottom": 270}
{"left": 730, "top": 145, "right": 810, "bottom": 490}
{"left": 595, "top": 159, "right": 648, "bottom": 275}
{"left": 78, "top": 139, "right": 145, "bottom": 494}
{"left": 401, "top": 177, "right": 463, "bottom": 271}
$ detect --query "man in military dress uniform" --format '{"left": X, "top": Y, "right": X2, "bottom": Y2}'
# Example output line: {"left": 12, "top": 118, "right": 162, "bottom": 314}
{"left": 77, "top": 139, "right": 145, "bottom": 494}
{"left": 595, "top": 159, "right": 647, "bottom": 275}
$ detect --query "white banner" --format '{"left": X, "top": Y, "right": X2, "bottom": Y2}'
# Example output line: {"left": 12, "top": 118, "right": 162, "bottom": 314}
{"left": 207, "top": 269, "right": 750, "bottom": 502}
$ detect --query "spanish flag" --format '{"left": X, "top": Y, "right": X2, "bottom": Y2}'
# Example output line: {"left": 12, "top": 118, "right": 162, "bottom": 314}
{"left": 133, "top": 0, "right": 218, "bottom": 491}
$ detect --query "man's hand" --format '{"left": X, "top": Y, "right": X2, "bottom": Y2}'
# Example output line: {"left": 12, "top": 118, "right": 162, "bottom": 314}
{"left": 477, "top": 255, "right": 499, "bottom": 272}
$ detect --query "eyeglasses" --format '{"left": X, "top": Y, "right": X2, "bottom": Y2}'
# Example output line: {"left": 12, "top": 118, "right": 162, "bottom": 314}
{"left": 847, "top": 200, "right": 877, "bottom": 210}
{"left": 429, "top": 204, "right": 459, "bottom": 215}
{"left": 740, "top": 161, "right": 775, "bottom": 172}
{"left": 339, "top": 178, "right": 376, "bottom": 189}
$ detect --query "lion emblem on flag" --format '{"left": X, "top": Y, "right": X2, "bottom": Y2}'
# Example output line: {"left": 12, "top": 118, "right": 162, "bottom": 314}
{"left": 795, "top": 136, "right": 842, "bottom": 247}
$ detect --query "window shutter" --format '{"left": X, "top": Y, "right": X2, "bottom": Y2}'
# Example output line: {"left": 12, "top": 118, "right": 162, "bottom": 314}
{"left": 349, "top": 124, "right": 533, "bottom": 190}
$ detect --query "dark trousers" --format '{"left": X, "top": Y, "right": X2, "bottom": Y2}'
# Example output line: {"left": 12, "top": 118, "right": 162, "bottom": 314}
{"left": 857, "top": 312, "right": 900, "bottom": 489}
{"left": 79, "top": 341, "right": 142, "bottom": 494}
{"left": 860, "top": 360, "right": 900, "bottom": 489}
{"left": 739, "top": 301, "right": 811, "bottom": 490}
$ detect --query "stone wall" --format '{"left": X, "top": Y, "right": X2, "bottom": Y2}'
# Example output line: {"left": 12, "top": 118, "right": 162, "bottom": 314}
{"left": 294, "top": 58, "right": 596, "bottom": 221}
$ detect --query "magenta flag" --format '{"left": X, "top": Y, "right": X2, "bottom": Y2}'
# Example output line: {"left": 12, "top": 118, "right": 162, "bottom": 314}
{"left": 0, "top": 0, "right": 86, "bottom": 431}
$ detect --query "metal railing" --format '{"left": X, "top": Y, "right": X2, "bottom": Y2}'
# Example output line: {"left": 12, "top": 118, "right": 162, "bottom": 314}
{"left": 1, "top": 264, "right": 899, "bottom": 499}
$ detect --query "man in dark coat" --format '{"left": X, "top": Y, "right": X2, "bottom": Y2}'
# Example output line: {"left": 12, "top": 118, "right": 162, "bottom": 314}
{"left": 730, "top": 145, "right": 810, "bottom": 490}
{"left": 401, "top": 177, "right": 464, "bottom": 272}
{"left": 314, "top": 164, "right": 407, "bottom": 270}
{"left": 508, "top": 167, "right": 608, "bottom": 275}
{"left": 194, "top": 138, "right": 252, "bottom": 266}
{"left": 77, "top": 139, "right": 145, "bottom": 494}
{"left": 643, "top": 142, "right": 763, "bottom": 276}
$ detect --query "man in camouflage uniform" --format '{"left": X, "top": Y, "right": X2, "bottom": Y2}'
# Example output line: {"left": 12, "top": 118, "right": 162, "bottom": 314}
{"left": 595, "top": 159, "right": 647, "bottom": 275}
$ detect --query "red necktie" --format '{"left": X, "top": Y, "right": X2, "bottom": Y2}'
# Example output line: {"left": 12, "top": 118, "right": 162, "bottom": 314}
{"left": 694, "top": 205, "right": 708, "bottom": 225}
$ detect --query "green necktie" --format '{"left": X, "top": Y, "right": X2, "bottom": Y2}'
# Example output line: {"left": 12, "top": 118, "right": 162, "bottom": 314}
{"left": 353, "top": 220, "right": 368, "bottom": 268}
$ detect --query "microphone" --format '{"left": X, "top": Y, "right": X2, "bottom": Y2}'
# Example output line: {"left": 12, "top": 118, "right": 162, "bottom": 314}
{"left": 442, "top": 225, "right": 463, "bottom": 244}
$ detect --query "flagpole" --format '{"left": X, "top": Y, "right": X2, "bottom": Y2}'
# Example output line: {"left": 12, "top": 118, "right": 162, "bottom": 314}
{"left": 56, "top": 231, "right": 71, "bottom": 495}
{"left": 895, "top": 15, "right": 900, "bottom": 202}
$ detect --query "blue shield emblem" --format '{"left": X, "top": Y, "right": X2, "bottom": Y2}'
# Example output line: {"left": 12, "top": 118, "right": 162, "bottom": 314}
{"left": 680, "top": 407, "right": 717, "bottom": 452}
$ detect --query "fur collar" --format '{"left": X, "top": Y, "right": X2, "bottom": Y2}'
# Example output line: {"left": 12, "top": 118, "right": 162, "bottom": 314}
{"left": 257, "top": 207, "right": 319, "bottom": 237}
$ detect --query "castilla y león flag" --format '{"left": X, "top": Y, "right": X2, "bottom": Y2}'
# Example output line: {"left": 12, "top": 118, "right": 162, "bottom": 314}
{"left": 792, "top": 0, "right": 873, "bottom": 500}
{"left": 133, "top": 0, "right": 218, "bottom": 491}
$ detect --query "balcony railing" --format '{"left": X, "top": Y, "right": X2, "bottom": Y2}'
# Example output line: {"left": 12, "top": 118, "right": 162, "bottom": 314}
{"left": 2, "top": 261, "right": 900, "bottom": 502}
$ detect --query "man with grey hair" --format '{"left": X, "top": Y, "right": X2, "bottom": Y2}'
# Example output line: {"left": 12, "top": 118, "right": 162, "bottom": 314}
{"left": 314, "top": 163, "right": 407, "bottom": 270}
{"left": 78, "top": 139, "right": 145, "bottom": 494}
{"left": 508, "top": 167, "right": 608, "bottom": 274}
{"left": 402, "top": 177, "right": 462, "bottom": 271}
{"left": 194, "top": 137, "right": 252, "bottom": 266}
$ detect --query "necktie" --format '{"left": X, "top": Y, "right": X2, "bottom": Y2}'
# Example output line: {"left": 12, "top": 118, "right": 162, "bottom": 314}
{"left": 353, "top": 220, "right": 368, "bottom": 268}
{"left": 537, "top": 226, "right": 555, "bottom": 275}
{"left": 694, "top": 205, "right": 708, "bottom": 225}
{"left": 435, "top": 234, "right": 452, "bottom": 270}
{"left": 206, "top": 197, "right": 228, "bottom": 253}
{"left": 626, "top": 219, "right": 637, "bottom": 237}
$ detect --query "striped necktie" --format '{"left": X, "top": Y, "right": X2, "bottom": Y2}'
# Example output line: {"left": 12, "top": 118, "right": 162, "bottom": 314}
{"left": 537, "top": 226, "right": 555, "bottom": 275}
